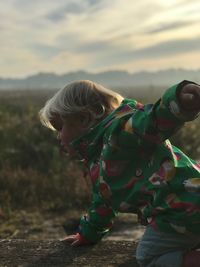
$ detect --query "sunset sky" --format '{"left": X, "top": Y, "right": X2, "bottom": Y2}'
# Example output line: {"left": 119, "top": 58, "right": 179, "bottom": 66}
{"left": 0, "top": 0, "right": 200, "bottom": 78}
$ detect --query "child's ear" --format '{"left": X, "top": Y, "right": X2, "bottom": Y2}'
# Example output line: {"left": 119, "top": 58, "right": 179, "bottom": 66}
{"left": 94, "top": 104, "right": 106, "bottom": 119}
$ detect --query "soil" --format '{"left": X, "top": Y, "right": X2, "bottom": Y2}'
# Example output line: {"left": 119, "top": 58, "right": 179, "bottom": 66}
{"left": 0, "top": 210, "right": 144, "bottom": 266}
{"left": 0, "top": 209, "right": 145, "bottom": 242}
{"left": 0, "top": 239, "right": 139, "bottom": 267}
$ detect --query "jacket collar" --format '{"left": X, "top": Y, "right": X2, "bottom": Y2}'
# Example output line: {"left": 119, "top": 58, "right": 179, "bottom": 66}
{"left": 69, "top": 110, "right": 114, "bottom": 163}
{"left": 69, "top": 98, "right": 136, "bottom": 163}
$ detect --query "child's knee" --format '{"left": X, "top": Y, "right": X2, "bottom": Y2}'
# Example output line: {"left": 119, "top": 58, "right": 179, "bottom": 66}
{"left": 135, "top": 243, "right": 151, "bottom": 266}
{"left": 136, "top": 247, "right": 183, "bottom": 267}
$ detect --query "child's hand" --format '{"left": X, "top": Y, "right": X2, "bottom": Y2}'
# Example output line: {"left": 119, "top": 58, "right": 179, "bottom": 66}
{"left": 61, "top": 233, "right": 90, "bottom": 246}
{"left": 179, "top": 83, "right": 200, "bottom": 112}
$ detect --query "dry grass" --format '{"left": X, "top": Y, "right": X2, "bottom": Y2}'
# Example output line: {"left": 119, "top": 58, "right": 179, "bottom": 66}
{"left": 0, "top": 88, "right": 199, "bottom": 213}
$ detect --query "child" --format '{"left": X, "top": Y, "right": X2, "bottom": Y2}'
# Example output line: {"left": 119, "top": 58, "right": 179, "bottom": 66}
{"left": 39, "top": 80, "right": 200, "bottom": 267}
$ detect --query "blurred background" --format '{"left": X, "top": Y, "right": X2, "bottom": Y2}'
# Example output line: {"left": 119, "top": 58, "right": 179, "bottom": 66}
{"left": 0, "top": 0, "right": 200, "bottom": 240}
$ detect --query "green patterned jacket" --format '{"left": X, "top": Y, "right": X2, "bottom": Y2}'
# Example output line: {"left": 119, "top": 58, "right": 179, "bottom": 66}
{"left": 70, "top": 81, "right": 200, "bottom": 243}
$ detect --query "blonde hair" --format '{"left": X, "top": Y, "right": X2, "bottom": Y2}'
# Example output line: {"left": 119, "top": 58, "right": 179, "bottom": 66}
{"left": 39, "top": 80, "right": 124, "bottom": 130}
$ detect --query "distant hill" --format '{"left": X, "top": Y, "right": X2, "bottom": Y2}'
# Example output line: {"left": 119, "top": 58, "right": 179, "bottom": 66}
{"left": 0, "top": 69, "right": 199, "bottom": 90}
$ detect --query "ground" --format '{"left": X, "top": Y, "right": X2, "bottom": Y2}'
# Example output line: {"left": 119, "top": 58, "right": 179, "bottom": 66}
{"left": 0, "top": 209, "right": 145, "bottom": 241}
{"left": 0, "top": 239, "right": 139, "bottom": 267}
{"left": 0, "top": 210, "right": 143, "bottom": 266}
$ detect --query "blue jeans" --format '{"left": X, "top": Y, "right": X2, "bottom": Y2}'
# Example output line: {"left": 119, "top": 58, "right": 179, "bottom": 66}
{"left": 136, "top": 225, "right": 200, "bottom": 267}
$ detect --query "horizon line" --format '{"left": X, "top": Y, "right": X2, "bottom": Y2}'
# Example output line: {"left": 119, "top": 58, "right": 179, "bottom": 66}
{"left": 1, "top": 67, "right": 200, "bottom": 80}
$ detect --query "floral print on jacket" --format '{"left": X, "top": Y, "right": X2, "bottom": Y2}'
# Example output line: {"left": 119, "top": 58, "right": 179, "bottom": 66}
{"left": 70, "top": 80, "right": 200, "bottom": 243}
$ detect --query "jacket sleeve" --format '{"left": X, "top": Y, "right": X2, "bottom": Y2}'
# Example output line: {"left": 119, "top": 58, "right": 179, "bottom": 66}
{"left": 130, "top": 80, "right": 199, "bottom": 143}
{"left": 78, "top": 191, "right": 117, "bottom": 243}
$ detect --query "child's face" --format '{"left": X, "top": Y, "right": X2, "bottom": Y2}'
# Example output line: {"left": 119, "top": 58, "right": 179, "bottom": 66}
{"left": 51, "top": 115, "right": 85, "bottom": 157}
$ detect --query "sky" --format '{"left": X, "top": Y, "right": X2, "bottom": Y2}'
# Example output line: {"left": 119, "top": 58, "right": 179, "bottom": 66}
{"left": 0, "top": 0, "right": 200, "bottom": 78}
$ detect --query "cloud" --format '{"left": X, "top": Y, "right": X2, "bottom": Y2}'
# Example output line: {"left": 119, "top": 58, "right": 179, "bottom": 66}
{"left": 46, "top": 2, "right": 84, "bottom": 22}
{"left": 133, "top": 36, "right": 200, "bottom": 59}
{"left": 98, "top": 36, "right": 200, "bottom": 67}
{"left": 29, "top": 44, "right": 63, "bottom": 59}
{"left": 79, "top": 36, "right": 200, "bottom": 70}
{"left": 74, "top": 40, "right": 114, "bottom": 54}
{"left": 145, "top": 21, "right": 195, "bottom": 34}
{"left": 46, "top": 0, "right": 104, "bottom": 22}
{"left": 0, "top": 0, "right": 200, "bottom": 77}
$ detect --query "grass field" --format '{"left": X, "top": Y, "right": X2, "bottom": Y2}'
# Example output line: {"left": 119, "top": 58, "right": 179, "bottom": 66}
{"left": 0, "top": 87, "right": 199, "bottom": 240}
{"left": 0, "top": 87, "right": 199, "bottom": 213}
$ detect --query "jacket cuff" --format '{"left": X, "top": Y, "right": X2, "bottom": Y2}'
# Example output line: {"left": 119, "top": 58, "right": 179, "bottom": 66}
{"left": 78, "top": 215, "right": 108, "bottom": 243}
{"left": 76, "top": 233, "right": 91, "bottom": 245}
{"left": 162, "top": 80, "right": 199, "bottom": 121}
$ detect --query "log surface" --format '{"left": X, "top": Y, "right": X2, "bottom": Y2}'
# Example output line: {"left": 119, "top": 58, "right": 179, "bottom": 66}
{"left": 0, "top": 239, "right": 139, "bottom": 267}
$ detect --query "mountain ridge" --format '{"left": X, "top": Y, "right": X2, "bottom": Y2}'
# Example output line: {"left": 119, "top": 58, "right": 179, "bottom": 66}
{"left": 0, "top": 68, "right": 199, "bottom": 89}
